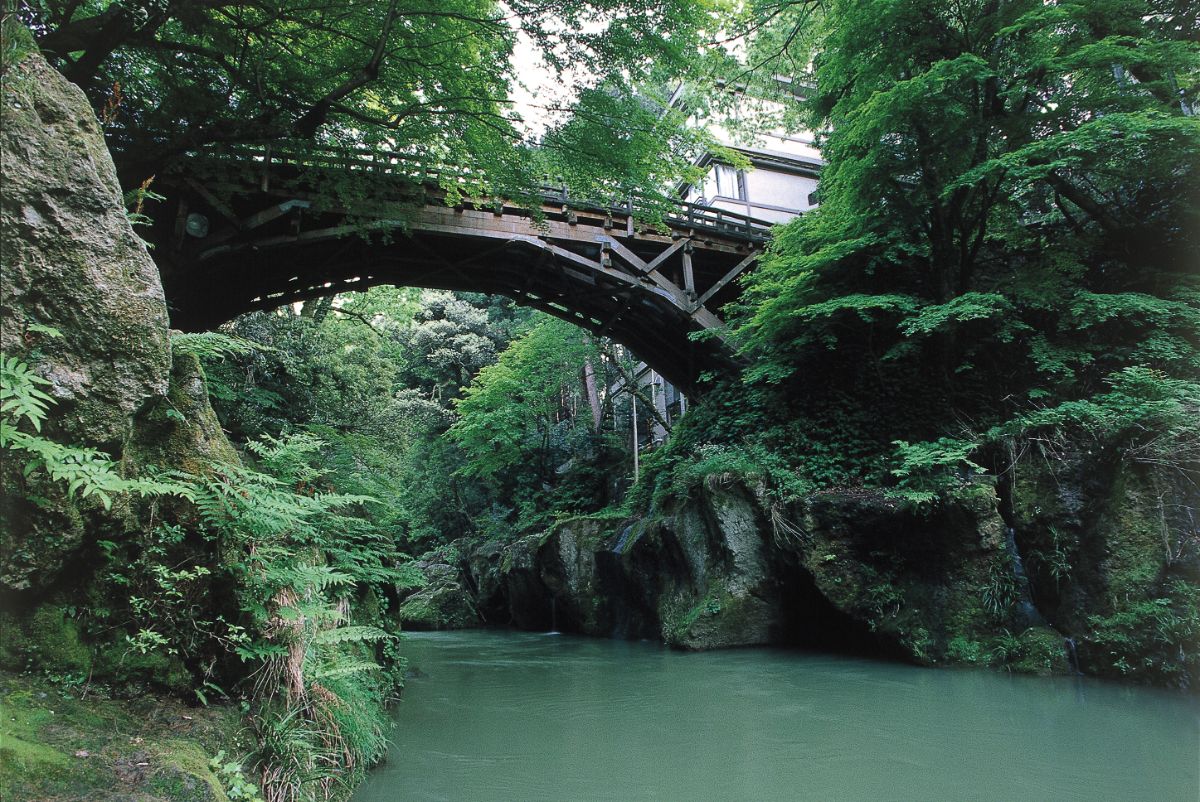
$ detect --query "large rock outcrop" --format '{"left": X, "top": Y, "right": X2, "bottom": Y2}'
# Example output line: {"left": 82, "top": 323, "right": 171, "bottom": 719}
{"left": 0, "top": 41, "right": 238, "bottom": 691}
{"left": 793, "top": 484, "right": 1065, "bottom": 672}
{"left": 0, "top": 41, "right": 176, "bottom": 594}
{"left": 394, "top": 457, "right": 1191, "bottom": 685}
{"left": 1, "top": 41, "right": 171, "bottom": 451}
{"left": 397, "top": 555, "right": 479, "bottom": 630}
{"left": 429, "top": 478, "right": 1070, "bottom": 675}
{"left": 1007, "top": 445, "right": 1200, "bottom": 685}
{"left": 476, "top": 481, "right": 839, "bottom": 650}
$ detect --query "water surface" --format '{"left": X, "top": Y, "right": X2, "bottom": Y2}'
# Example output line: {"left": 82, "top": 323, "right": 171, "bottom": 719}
{"left": 354, "top": 630, "right": 1199, "bottom": 801}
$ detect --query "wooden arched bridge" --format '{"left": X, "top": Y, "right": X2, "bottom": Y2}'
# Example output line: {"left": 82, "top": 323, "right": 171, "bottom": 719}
{"left": 151, "top": 143, "right": 775, "bottom": 390}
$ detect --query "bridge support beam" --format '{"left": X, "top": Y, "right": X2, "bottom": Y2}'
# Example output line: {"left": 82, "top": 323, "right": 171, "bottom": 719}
{"left": 155, "top": 151, "right": 771, "bottom": 391}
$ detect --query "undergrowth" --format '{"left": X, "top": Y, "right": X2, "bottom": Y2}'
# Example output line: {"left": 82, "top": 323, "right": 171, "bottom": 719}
{"left": 2, "top": 347, "right": 412, "bottom": 801}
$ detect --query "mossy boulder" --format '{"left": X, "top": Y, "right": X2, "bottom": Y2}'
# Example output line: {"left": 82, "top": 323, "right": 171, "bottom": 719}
{"left": 126, "top": 349, "right": 240, "bottom": 475}
{"left": 0, "top": 604, "right": 91, "bottom": 675}
{"left": 1010, "top": 444, "right": 1200, "bottom": 686}
{"left": 488, "top": 481, "right": 781, "bottom": 648}
{"left": 653, "top": 482, "right": 778, "bottom": 649}
{"left": 1, "top": 42, "right": 171, "bottom": 594}
{"left": 466, "top": 539, "right": 508, "bottom": 621}
{"left": 398, "top": 582, "right": 479, "bottom": 630}
{"left": 93, "top": 644, "right": 194, "bottom": 698}
{"left": 533, "top": 517, "right": 611, "bottom": 633}
{"left": 796, "top": 485, "right": 1043, "bottom": 667}
{"left": 0, "top": 39, "right": 171, "bottom": 454}
{"left": 0, "top": 40, "right": 241, "bottom": 693}
{"left": 397, "top": 555, "right": 479, "bottom": 630}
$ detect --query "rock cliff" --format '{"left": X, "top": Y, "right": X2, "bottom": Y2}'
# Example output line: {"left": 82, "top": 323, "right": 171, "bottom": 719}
{"left": 404, "top": 464, "right": 1195, "bottom": 686}
{"left": 0, "top": 39, "right": 237, "bottom": 676}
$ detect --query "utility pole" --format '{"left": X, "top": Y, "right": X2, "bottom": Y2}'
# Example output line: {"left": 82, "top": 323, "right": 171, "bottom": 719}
{"left": 631, "top": 390, "right": 639, "bottom": 483}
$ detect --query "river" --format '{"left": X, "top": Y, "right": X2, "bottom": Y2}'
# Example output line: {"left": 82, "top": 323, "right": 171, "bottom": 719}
{"left": 353, "top": 630, "right": 1199, "bottom": 801}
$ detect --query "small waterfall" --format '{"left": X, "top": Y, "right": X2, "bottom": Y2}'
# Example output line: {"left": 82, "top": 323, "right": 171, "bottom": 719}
{"left": 1064, "top": 637, "right": 1082, "bottom": 676}
{"left": 547, "top": 597, "right": 560, "bottom": 636}
{"left": 1004, "top": 527, "right": 1044, "bottom": 627}
{"left": 613, "top": 525, "right": 636, "bottom": 555}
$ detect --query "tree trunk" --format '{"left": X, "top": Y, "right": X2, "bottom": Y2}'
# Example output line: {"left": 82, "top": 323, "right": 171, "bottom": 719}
{"left": 582, "top": 356, "right": 603, "bottom": 433}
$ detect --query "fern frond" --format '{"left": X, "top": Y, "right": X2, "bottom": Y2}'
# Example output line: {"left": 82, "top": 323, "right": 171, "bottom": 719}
{"left": 171, "top": 331, "right": 262, "bottom": 361}
{"left": 311, "top": 626, "right": 391, "bottom": 646}
{"left": 307, "top": 660, "right": 383, "bottom": 681}
{"left": 0, "top": 356, "right": 54, "bottom": 432}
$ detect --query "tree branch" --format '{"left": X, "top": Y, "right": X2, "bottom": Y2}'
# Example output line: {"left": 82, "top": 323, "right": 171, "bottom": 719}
{"left": 292, "top": 0, "right": 400, "bottom": 137}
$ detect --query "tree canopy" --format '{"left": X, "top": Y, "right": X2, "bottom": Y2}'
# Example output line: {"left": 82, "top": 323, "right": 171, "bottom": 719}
{"left": 22, "top": 0, "right": 714, "bottom": 190}
{"left": 710, "top": 0, "right": 1200, "bottom": 492}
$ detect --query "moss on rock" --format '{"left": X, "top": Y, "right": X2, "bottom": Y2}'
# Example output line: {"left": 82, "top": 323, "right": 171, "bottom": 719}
{"left": 0, "top": 671, "right": 248, "bottom": 802}
{"left": 398, "top": 580, "right": 479, "bottom": 631}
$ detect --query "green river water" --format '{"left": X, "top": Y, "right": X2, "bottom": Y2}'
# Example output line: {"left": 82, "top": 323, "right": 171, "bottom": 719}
{"left": 353, "top": 630, "right": 1199, "bottom": 801}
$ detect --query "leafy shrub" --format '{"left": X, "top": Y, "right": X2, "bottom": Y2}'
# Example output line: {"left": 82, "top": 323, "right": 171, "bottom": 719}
{"left": 1086, "top": 580, "right": 1200, "bottom": 687}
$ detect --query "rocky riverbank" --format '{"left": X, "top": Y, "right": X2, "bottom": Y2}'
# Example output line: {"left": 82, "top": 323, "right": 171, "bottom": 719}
{"left": 400, "top": 464, "right": 1198, "bottom": 685}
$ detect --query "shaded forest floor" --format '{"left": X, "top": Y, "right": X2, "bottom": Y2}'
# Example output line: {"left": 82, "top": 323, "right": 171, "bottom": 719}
{"left": 0, "top": 671, "right": 250, "bottom": 801}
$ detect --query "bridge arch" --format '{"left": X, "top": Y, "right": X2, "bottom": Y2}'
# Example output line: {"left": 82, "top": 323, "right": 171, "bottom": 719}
{"left": 151, "top": 144, "right": 770, "bottom": 390}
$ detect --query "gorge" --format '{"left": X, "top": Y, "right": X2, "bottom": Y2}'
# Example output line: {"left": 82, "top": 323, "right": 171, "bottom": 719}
{"left": 3, "top": 3, "right": 1198, "bottom": 801}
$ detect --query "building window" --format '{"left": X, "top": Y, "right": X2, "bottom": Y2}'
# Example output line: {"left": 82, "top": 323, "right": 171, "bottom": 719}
{"left": 714, "top": 164, "right": 747, "bottom": 201}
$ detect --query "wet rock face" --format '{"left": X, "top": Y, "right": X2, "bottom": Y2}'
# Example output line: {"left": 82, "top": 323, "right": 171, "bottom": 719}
{"left": 422, "top": 470, "right": 1187, "bottom": 682}
{"left": 0, "top": 48, "right": 170, "bottom": 450}
{"left": 655, "top": 482, "right": 779, "bottom": 649}
{"left": 797, "top": 487, "right": 1012, "bottom": 663}
{"left": 467, "top": 480, "right": 1069, "bottom": 673}
{"left": 477, "top": 482, "right": 784, "bottom": 649}
{"left": 1009, "top": 448, "right": 1200, "bottom": 684}
{"left": 0, "top": 47, "right": 171, "bottom": 594}
{"left": 398, "top": 555, "right": 480, "bottom": 631}
{"left": 466, "top": 539, "right": 507, "bottom": 621}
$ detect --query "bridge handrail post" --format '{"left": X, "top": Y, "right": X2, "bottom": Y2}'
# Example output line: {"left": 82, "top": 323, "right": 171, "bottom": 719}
{"left": 260, "top": 142, "right": 273, "bottom": 192}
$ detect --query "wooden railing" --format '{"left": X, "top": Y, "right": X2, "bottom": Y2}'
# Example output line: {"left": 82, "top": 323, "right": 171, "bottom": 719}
{"left": 189, "top": 141, "right": 776, "bottom": 242}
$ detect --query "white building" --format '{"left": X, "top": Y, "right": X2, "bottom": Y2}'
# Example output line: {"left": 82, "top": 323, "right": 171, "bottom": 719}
{"left": 614, "top": 86, "right": 823, "bottom": 464}
{"left": 675, "top": 85, "right": 823, "bottom": 225}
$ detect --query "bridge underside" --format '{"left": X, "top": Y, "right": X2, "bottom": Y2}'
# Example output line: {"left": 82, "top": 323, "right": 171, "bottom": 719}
{"left": 153, "top": 162, "right": 763, "bottom": 391}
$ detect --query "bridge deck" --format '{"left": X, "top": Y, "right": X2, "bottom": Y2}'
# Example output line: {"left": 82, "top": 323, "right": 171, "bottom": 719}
{"left": 153, "top": 143, "right": 783, "bottom": 390}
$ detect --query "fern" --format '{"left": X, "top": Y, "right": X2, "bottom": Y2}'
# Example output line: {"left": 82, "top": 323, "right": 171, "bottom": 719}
{"left": 189, "top": 432, "right": 409, "bottom": 801}
{"left": 0, "top": 356, "right": 54, "bottom": 432}
{"left": 1, "top": 354, "right": 192, "bottom": 508}
{"left": 311, "top": 625, "right": 390, "bottom": 646}
{"left": 171, "top": 331, "right": 261, "bottom": 361}
{"left": 888, "top": 437, "right": 988, "bottom": 508}
{"left": 307, "top": 660, "right": 383, "bottom": 681}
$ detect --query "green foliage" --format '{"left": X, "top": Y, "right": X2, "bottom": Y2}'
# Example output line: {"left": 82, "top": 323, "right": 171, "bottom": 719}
{"left": 981, "top": 560, "right": 1020, "bottom": 619}
{"left": 25, "top": 0, "right": 714, "bottom": 205}
{"left": 209, "top": 751, "right": 265, "bottom": 802}
{"left": 189, "top": 434, "right": 408, "bottom": 800}
{"left": 203, "top": 289, "right": 536, "bottom": 549}
{"left": 172, "top": 332, "right": 261, "bottom": 362}
{"left": 90, "top": 522, "right": 243, "bottom": 680}
{"left": 889, "top": 439, "right": 987, "bottom": 509}
{"left": 450, "top": 317, "right": 597, "bottom": 485}
{"left": 946, "top": 636, "right": 988, "bottom": 665}
{"left": 1, "top": 356, "right": 53, "bottom": 431}
{"left": 1, "top": 355, "right": 191, "bottom": 508}
{"left": 1086, "top": 580, "right": 1200, "bottom": 686}
{"left": 986, "top": 628, "right": 1069, "bottom": 676}
{"left": 711, "top": 0, "right": 1200, "bottom": 512}
{"left": 122, "top": 179, "right": 166, "bottom": 233}
{"left": 1, "top": 9, "right": 37, "bottom": 72}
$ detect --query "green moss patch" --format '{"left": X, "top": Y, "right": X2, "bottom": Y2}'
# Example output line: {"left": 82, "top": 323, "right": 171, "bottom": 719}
{"left": 0, "top": 671, "right": 249, "bottom": 801}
